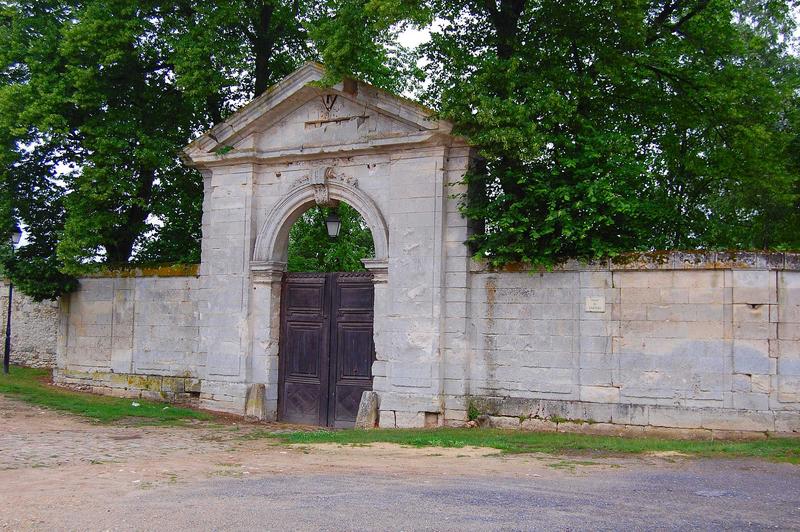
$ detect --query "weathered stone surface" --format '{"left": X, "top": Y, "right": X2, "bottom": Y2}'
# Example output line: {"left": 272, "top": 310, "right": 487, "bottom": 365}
{"left": 0, "top": 281, "right": 59, "bottom": 368}
{"left": 245, "top": 384, "right": 267, "bottom": 419}
{"left": 354, "top": 391, "right": 380, "bottom": 429}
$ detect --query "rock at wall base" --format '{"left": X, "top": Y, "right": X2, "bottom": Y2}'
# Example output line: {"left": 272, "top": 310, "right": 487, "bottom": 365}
{"left": 355, "top": 391, "right": 380, "bottom": 429}
{"left": 244, "top": 383, "right": 267, "bottom": 420}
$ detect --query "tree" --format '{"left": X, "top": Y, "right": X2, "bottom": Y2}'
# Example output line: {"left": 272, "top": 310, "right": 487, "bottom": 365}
{"left": 0, "top": 0, "right": 319, "bottom": 299}
{"left": 325, "top": 0, "right": 800, "bottom": 266}
{"left": 287, "top": 203, "right": 375, "bottom": 272}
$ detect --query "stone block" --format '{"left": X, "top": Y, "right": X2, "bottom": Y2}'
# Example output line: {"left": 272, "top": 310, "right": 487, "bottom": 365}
{"left": 672, "top": 270, "right": 724, "bottom": 288}
{"left": 700, "top": 409, "right": 774, "bottom": 431}
{"left": 778, "top": 322, "right": 800, "bottom": 341}
{"left": 659, "top": 288, "right": 689, "bottom": 304}
{"left": 732, "top": 270, "right": 775, "bottom": 305}
{"left": 733, "top": 340, "right": 771, "bottom": 374}
{"left": 732, "top": 392, "right": 770, "bottom": 411}
{"left": 620, "top": 303, "right": 647, "bottom": 321}
{"left": 394, "top": 411, "right": 425, "bottom": 428}
{"left": 610, "top": 403, "right": 649, "bottom": 426}
{"left": 732, "top": 374, "right": 751, "bottom": 392}
{"left": 648, "top": 406, "right": 703, "bottom": 429}
{"left": 244, "top": 384, "right": 267, "bottom": 419}
{"left": 779, "top": 357, "right": 800, "bottom": 376}
{"left": 620, "top": 287, "right": 659, "bottom": 305}
{"left": 751, "top": 374, "right": 771, "bottom": 394}
{"left": 354, "top": 391, "right": 381, "bottom": 429}
{"left": 614, "top": 271, "right": 674, "bottom": 288}
{"left": 579, "top": 336, "right": 610, "bottom": 354}
{"left": 580, "top": 385, "right": 619, "bottom": 403}
{"left": 774, "top": 411, "right": 800, "bottom": 433}
{"left": 733, "top": 304, "right": 769, "bottom": 323}
{"left": 688, "top": 288, "right": 724, "bottom": 304}
{"left": 777, "top": 376, "right": 800, "bottom": 403}
{"left": 488, "top": 415, "right": 521, "bottom": 429}
{"left": 733, "top": 321, "right": 776, "bottom": 340}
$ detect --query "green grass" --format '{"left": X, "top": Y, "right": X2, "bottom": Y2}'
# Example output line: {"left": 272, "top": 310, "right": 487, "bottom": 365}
{"left": 263, "top": 427, "right": 800, "bottom": 463}
{"left": 0, "top": 366, "right": 210, "bottom": 425}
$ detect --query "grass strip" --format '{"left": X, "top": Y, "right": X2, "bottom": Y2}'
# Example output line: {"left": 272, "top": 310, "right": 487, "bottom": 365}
{"left": 0, "top": 366, "right": 209, "bottom": 425}
{"left": 262, "top": 427, "right": 800, "bottom": 463}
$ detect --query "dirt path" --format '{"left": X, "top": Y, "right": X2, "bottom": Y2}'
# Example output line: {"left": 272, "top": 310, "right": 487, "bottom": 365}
{"left": 2, "top": 395, "right": 799, "bottom": 530}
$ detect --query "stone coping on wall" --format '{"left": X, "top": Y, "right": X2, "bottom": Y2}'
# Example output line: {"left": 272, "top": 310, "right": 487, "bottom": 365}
{"left": 470, "top": 251, "right": 800, "bottom": 273}
{"left": 78, "top": 263, "right": 200, "bottom": 279}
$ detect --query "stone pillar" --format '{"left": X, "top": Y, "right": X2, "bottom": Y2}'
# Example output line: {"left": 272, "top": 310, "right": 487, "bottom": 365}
{"left": 197, "top": 164, "right": 254, "bottom": 414}
{"left": 247, "top": 260, "right": 285, "bottom": 420}
{"left": 363, "top": 259, "right": 389, "bottom": 414}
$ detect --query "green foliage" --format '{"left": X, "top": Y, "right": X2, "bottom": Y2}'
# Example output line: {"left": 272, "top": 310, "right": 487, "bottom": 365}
{"left": 0, "top": 366, "right": 209, "bottom": 424}
{"left": 308, "top": 0, "right": 429, "bottom": 93}
{"left": 327, "top": 0, "right": 800, "bottom": 266}
{"left": 7, "top": 0, "right": 795, "bottom": 295}
{"left": 0, "top": 1, "right": 406, "bottom": 299}
{"left": 263, "top": 427, "right": 800, "bottom": 463}
{"left": 467, "top": 401, "right": 481, "bottom": 421}
{"left": 287, "top": 203, "right": 375, "bottom": 272}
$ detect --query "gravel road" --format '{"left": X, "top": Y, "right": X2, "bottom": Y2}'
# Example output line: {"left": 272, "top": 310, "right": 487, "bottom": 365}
{"left": 2, "top": 395, "right": 798, "bottom": 531}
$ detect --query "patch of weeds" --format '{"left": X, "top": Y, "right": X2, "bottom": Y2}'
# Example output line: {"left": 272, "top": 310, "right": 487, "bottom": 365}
{"left": 547, "top": 461, "right": 576, "bottom": 471}
{"left": 467, "top": 401, "right": 481, "bottom": 422}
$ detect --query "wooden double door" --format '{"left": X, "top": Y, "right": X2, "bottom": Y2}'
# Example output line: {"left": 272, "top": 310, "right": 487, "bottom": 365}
{"left": 278, "top": 272, "right": 375, "bottom": 427}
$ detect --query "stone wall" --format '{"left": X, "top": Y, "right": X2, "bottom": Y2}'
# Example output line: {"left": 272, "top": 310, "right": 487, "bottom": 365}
{"left": 45, "top": 63, "right": 800, "bottom": 436}
{"left": 55, "top": 271, "right": 203, "bottom": 401}
{"left": 441, "top": 253, "right": 800, "bottom": 435}
{"left": 0, "top": 281, "right": 59, "bottom": 368}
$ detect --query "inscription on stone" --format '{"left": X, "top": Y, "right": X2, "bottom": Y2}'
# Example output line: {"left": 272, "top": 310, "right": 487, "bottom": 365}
{"left": 585, "top": 296, "right": 606, "bottom": 313}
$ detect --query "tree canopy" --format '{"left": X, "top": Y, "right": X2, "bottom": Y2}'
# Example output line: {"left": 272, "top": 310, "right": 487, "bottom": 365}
{"left": 328, "top": 0, "right": 800, "bottom": 266}
{"left": 0, "top": 0, "right": 396, "bottom": 299}
{"left": 1, "top": 0, "right": 798, "bottom": 300}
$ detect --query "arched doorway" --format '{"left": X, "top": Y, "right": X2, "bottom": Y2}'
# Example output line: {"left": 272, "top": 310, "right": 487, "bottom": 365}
{"left": 279, "top": 202, "right": 377, "bottom": 427}
{"left": 250, "top": 171, "right": 390, "bottom": 426}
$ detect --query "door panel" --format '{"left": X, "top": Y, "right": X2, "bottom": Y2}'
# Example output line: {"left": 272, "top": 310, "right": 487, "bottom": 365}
{"left": 328, "top": 274, "right": 375, "bottom": 427}
{"left": 278, "top": 274, "right": 329, "bottom": 426}
{"left": 279, "top": 272, "right": 374, "bottom": 427}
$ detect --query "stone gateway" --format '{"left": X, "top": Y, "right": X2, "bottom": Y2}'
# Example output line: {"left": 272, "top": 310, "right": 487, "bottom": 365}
{"left": 53, "top": 64, "right": 800, "bottom": 436}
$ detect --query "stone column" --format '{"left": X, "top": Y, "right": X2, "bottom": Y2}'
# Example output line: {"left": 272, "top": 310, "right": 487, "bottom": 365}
{"left": 246, "top": 260, "right": 285, "bottom": 420}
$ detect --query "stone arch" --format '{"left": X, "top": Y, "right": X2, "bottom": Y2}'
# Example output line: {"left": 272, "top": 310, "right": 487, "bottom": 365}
{"left": 252, "top": 179, "right": 389, "bottom": 266}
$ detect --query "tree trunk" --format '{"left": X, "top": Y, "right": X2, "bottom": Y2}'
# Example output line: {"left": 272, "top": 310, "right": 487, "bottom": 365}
{"left": 253, "top": 2, "right": 276, "bottom": 95}
{"left": 104, "top": 167, "right": 155, "bottom": 264}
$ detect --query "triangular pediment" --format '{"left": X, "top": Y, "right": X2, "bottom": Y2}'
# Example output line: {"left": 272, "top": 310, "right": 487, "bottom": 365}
{"left": 183, "top": 63, "right": 454, "bottom": 166}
